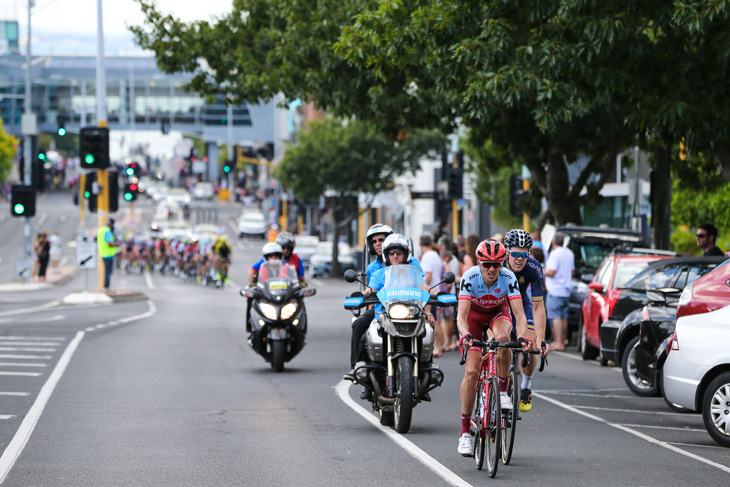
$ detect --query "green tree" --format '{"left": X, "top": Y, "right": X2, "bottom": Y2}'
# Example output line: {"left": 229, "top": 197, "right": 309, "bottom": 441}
{"left": 275, "top": 118, "right": 446, "bottom": 275}
{"left": 0, "top": 118, "right": 18, "bottom": 185}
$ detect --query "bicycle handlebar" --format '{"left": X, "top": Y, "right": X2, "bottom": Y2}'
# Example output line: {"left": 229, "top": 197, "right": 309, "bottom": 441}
{"left": 459, "top": 339, "right": 548, "bottom": 373}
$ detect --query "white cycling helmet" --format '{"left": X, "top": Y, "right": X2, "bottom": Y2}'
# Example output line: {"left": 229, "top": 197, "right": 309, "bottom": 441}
{"left": 504, "top": 229, "right": 533, "bottom": 249}
{"left": 366, "top": 223, "right": 394, "bottom": 255}
{"left": 382, "top": 233, "right": 410, "bottom": 266}
{"left": 262, "top": 242, "right": 284, "bottom": 260}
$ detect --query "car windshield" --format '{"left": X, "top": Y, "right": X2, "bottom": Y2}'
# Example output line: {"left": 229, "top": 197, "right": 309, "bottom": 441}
{"left": 569, "top": 239, "right": 626, "bottom": 276}
{"left": 316, "top": 242, "right": 352, "bottom": 256}
{"left": 613, "top": 262, "right": 652, "bottom": 288}
{"left": 242, "top": 213, "right": 264, "bottom": 222}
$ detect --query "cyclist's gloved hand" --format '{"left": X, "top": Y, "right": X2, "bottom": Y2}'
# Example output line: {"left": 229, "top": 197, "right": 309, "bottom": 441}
{"left": 517, "top": 336, "right": 533, "bottom": 352}
{"left": 459, "top": 333, "right": 474, "bottom": 349}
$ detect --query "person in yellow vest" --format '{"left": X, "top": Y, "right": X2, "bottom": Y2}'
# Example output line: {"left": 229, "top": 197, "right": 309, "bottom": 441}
{"left": 97, "top": 218, "right": 119, "bottom": 290}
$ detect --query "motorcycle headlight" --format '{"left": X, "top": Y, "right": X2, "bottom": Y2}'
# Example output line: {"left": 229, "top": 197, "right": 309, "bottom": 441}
{"left": 389, "top": 304, "right": 410, "bottom": 320}
{"left": 281, "top": 303, "right": 297, "bottom": 320}
{"left": 259, "top": 303, "right": 278, "bottom": 320}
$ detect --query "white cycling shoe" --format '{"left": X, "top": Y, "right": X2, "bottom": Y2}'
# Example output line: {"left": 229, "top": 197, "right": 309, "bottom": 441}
{"left": 500, "top": 391, "right": 513, "bottom": 410}
{"left": 458, "top": 432, "right": 472, "bottom": 455}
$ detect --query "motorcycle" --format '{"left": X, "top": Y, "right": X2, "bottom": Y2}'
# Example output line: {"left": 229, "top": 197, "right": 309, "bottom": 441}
{"left": 344, "top": 265, "right": 456, "bottom": 433}
{"left": 240, "top": 261, "right": 316, "bottom": 372}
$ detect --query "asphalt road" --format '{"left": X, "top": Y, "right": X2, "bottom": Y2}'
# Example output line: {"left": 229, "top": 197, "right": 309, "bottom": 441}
{"left": 0, "top": 192, "right": 728, "bottom": 486}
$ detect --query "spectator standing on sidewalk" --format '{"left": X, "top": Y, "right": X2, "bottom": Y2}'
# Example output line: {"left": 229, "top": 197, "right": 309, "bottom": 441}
{"left": 419, "top": 234, "right": 445, "bottom": 357}
{"left": 544, "top": 232, "right": 574, "bottom": 351}
{"left": 36, "top": 232, "right": 50, "bottom": 282}
{"left": 98, "top": 218, "right": 119, "bottom": 290}
{"left": 49, "top": 231, "right": 62, "bottom": 274}
{"left": 696, "top": 222, "right": 724, "bottom": 256}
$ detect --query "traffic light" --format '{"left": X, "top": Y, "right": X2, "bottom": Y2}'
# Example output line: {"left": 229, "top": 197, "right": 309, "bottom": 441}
{"left": 108, "top": 171, "right": 119, "bottom": 213}
{"left": 79, "top": 127, "right": 110, "bottom": 169}
{"left": 10, "top": 185, "right": 36, "bottom": 217}
{"left": 509, "top": 175, "right": 524, "bottom": 217}
{"left": 123, "top": 182, "right": 138, "bottom": 202}
{"left": 125, "top": 161, "right": 140, "bottom": 177}
{"left": 223, "top": 160, "right": 234, "bottom": 174}
{"left": 447, "top": 164, "right": 464, "bottom": 200}
{"left": 34, "top": 149, "right": 46, "bottom": 192}
{"left": 85, "top": 171, "right": 97, "bottom": 213}
{"left": 57, "top": 122, "right": 66, "bottom": 137}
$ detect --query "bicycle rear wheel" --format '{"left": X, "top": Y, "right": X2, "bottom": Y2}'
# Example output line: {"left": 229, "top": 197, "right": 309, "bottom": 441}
{"left": 485, "top": 377, "right": 501, "bottom": 478}
{"left": 472, "top": 379, "right": 486, "bottom": 469}
{"left": 502, "top": 365, "right": 519, "bottom": 464}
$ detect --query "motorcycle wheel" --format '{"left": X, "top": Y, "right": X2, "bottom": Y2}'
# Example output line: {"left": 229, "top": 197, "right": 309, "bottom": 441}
{"left": 393, "top": 356, "right": 414, "bottom": 434}
{"left": 272, "top": 340, "right": 286, "bottom": 372}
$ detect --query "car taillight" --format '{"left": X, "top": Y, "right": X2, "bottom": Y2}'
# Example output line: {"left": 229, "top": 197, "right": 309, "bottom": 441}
{"left": 666, "top": 331, "right": 678, "bottom": 355}
{"left": 609, "top": 289, "right": 623, "bottom": 314}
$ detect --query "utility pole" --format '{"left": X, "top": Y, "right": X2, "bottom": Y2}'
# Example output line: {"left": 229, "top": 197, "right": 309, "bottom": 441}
{"left": 20, "top": 1, "right": 35, "bottom": 283}
{"left": 96, "top": 0, "right": 109, "bottom": 290}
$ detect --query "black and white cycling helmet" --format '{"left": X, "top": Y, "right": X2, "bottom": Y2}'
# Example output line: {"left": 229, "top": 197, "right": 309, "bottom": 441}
{"left": 366, "top": 223, "right": 394, "bottom": 255}
{"left": 275, "top": 232, "right": 295, "bottom": 249}
{"left": 382, "top": 233, "right": 410, "bottom": 266}
{"left": 262, "top": 242, "right": 284, "bottom": 260}
{"left": 504, "top": 229, "right": 533, "bottom": 249}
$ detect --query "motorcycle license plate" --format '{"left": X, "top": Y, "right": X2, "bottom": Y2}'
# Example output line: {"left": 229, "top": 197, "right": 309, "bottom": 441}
{"left": 269, "top": 280, "right": 288, "bottom": 290}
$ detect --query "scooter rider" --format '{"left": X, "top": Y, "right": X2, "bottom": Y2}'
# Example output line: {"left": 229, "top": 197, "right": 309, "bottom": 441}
{"left": 342, "top": 223, "right": 393, "bottom": 381}
{"left": 503, "top": 228, "right": 549, "bottom": 413}
{"left": 248, "top": 232, "right": 305, "bottom": 283}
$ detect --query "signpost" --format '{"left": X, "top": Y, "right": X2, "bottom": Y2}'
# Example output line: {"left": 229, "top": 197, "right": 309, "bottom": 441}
{"left": 76, "top": 237, "right": 97, "bottom": 292}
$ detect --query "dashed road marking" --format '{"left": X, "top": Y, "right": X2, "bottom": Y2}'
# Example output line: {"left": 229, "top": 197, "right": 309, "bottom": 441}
{"left": 0, "top": 393, "right": 29, "bottom": 397}
{"left": 0, "top": 416, "right": 16, "bottom": 420}
{"left": 0, "top": 372, "right": 42, "bottom": 377}
{"left": 618, "top": 423, "right": 705, "bottom": 432}
{"left": 0, "top": 301, "right": 60, "bottom": 318}
{"left": 0, "top": 355, "right": 52, "bottom": 360}
{"left": 0, "top": 348, "right": 56, "bottom": 353}
{"left": 0, "top": 363, "right": 47, "bottom": 368}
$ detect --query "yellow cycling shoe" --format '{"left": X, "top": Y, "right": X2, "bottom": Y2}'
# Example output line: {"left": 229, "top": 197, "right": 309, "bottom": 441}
{"left": 519, "top": 388, "right": 532, "bottom": 412}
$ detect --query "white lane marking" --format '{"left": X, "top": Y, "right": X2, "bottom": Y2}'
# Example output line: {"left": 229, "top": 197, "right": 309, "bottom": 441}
{"left": 228, "top": 220, "right": 237, "bottom": 234}
{"left": 237, "top": 241, "right": 245, "bottom": 250}
{"left": 0, "top": 348, "right": 56, "bottom": 353}
{"left": 0, "top": 363, "right": 47, "bottom": 368}
{"left": 618, "top": 423, "right": 706, "bottom": 432}
{"left": 0, "top": 372, "right": 42, "bottom": 377}
{"left": 549, "top": 351, "right": 621, "bottom": 371}
{"left": 669, "top": 441, "right": 728, "bottom": 449}
{"left": 0, "top": 416, "right": 16, "bottom": 420}
{"left": 0, "top": 355, "right": 52, "bottom": 360}
{"left": 540, "top": 391, "right": 636, "bottom": 399}
{"left": 0, "top": 337, "right": 64, "bottom": 341}
{"left": 0, "top": 393, "right": 29, "bottom": 397}
{"left": 0, "top": 300, "right": 158, "bottom": 483}
{"left": 0, "top": 258, "right": 3, "bottom": 265}
{"left": 59, "top": 215, "right": 67, "bottom": 222}
{"left": 144, "top": 270, "right": 155, "bottom": 290}
{"left": 570, "top": 405, "right": 696, "bottom": 417}
{"left": 0, "top": 342, "right": 61, "bottom": 347}
{"left": 36, "top": 213, "right": 47, "bottom": 227}
{"left": 0, "top": 315, "right": 65, "bottom": 325}
{"left": 0, "top": 301, "right": 60, "bottom": 318}
{"left": 335, "top": 381, "right": 473, "bottom": 487}
{"left": 227, "top": 278, "right": 240, "bottom": 289}
{"left": 534, "top": 392, "right": 730, "bottom": 474}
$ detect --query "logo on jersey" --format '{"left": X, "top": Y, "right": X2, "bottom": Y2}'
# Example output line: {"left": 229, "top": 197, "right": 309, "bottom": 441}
{"left": 494, "top": 288, "right": 501, "bottom": 294}
{"left": 509, "top": 281, "right": 519, "bottom": 293}
{"left": 461, "top": 280, "right": 473, "bottom": 293}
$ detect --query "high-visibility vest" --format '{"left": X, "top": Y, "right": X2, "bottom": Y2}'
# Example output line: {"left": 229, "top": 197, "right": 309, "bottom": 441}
{"left": 97, "top": 226, "right": 117, "bottom": 258}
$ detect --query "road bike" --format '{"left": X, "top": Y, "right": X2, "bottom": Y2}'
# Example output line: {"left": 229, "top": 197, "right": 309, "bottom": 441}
{"left": 460, "top": 338, "right": 546, "bottom": 477}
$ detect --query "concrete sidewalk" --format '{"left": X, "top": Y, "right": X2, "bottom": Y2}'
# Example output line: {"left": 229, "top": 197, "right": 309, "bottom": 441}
{"left": 0, "top": 265, "right": 77, "bottom": 292}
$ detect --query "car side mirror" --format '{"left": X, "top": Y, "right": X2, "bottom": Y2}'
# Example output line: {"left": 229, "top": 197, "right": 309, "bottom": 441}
{"left": 581, "top": 273, "right": 594, "bottom": 284}
{"left": 588, "top": 282, "right": 604, "bottom": 292}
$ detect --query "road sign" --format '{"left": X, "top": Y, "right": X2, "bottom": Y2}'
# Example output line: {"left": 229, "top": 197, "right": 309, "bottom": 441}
{"left": 411, "top": 191, "right": 437, "bottom": 199}
{"left": 76, "top": 237, "right": 97, "bottom": 269}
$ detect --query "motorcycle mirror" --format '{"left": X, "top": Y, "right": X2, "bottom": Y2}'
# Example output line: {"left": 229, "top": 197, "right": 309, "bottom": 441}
{"left": 443, "top": 272, "right": 455, "bottom": 285}
{"left": 344, "top": 269, "right": 358, "bottom": 283}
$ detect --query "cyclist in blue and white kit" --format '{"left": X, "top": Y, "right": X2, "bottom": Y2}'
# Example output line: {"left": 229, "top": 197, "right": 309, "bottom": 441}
{"left": 456, "top": 239, "right": 532, "bottom": 455}
{"left": 503, "top": 228, "right": 549, "bottom": 413}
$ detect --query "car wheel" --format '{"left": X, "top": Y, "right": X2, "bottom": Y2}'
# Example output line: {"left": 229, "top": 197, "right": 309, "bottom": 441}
{"left": 621, "top": 336, "right": 658, "bottom": 397}
{"left": 578, "top": 314, "right": 599, "bottom": 361}
{"left": 702, "top": 372, "right": 730, "bottom": 447}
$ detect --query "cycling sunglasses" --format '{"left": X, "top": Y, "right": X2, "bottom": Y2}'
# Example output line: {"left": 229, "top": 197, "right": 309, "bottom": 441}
{"left": 510, "top": 251, "right": 529, "bottom": 259}
{"left": 388, "top": 249, "right": 404, "bottom": 256}
{"left": 371, "top": 237, "right": 386, "bottom": 243}
{"left": 479, "top": 262, "right": 501, "bottom": 269}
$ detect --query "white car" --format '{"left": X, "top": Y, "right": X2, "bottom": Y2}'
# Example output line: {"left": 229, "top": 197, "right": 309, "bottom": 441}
{"left": 168, "top": 188, "right": 192, "bottom": 205}
{"left": 663, "top": 304, "right": 730, "bottom": 447}
{"left": 295, "top": 235, "right": 320, "bottom": 266}
{"left": 192, "top": 182, "right": 215, "bottom": 200}
{"left": 237, "top": 211, "right": 267, "bottom": 238}
{"left": 310, "top": 241, "right": 355, "bottom": 277}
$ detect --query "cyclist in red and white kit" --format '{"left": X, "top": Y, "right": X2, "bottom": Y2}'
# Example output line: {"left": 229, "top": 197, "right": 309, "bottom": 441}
{"left": 456, "top": 239, "right": 532, "bottom": 455}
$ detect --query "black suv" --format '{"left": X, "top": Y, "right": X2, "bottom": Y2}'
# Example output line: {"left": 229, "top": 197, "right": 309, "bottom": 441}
{"left": 545, "top": 226, "right": 647, "bottom": 340}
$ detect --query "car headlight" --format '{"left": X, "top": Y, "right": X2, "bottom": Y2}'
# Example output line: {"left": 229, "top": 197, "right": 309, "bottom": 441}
{"left": 677, "top": 282, "right": 693, "bottom": 306}
{"left": 259, "top": 303, "right": 278, "bottom": 320}
{"left": 389, "top": 304, "right": 410, "bottom": 320}
{"left": 281, "top": 303, "right": 297, "bottom": 320}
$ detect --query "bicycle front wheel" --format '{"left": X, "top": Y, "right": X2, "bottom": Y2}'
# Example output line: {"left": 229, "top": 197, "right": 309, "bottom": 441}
{"left": 486, "top": 377, "right": 501, "bottom": 478}
{"left": 502, "top": 365, "right": 519, "bottom": 464}
{"left": 472, "top": 379, "right": 486, "bottom": 470}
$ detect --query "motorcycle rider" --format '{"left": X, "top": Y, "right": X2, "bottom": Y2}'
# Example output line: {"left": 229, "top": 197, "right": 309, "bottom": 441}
{"left": 503, "top": 228, "right": 549, "bottom": 413}
{"left": 248, "top": 232, "right": 305, "bottom": 283}
{"left": 456, "top": 239, "right": 532, "bottom": 455}
{"left": 344, "top": 233, "right": 435, "bottom": 384}
{"left": 246, "top": 242, "right": 285, "bottom": 332}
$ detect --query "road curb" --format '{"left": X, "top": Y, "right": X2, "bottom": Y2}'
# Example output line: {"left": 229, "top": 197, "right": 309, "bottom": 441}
{"left": 62, "top": 290, "right": 148, "bottom": 304}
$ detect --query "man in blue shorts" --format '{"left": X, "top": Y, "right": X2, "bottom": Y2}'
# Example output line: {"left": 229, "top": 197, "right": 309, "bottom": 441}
{"left": 544, "top": 232, "right": 574, "bottom": 351}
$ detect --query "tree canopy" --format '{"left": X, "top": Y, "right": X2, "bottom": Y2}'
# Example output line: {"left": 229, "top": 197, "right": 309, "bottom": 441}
{"left": 0, "top": 117, "right": 18, "bottom": 184}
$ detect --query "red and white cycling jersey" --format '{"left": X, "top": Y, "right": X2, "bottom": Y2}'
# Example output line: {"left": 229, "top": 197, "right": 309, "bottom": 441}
{"left": 458, "top": 265, "right": 522, "bottom": 312}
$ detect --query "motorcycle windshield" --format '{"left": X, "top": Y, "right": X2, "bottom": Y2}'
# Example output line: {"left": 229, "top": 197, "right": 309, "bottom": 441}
{"left": 258, "top": 261, "right": 298, "bottom": 296}
{"left": 376, "top": 265, "right": 430, "bottom": 310}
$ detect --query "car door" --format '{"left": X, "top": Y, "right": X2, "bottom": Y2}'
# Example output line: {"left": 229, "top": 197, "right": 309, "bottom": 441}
{"left": 585, "top": 258, "right": 614, "bottom": 345}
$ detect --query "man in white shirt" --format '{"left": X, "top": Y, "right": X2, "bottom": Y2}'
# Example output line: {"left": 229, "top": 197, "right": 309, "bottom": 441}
{"left": 544, "top": 232, "right": 574, "bottom": 351}
{"left": 419, "top": 234, "right": 445, "bottom": 356}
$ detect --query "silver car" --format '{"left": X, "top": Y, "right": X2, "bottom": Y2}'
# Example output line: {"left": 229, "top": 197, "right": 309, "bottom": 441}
{"left": 662, "top": 304, "right": 730, "bottom": 447}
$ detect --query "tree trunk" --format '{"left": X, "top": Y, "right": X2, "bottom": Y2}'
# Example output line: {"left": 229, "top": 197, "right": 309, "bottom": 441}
{"left": 330, "top": 225, "right": 341, "bottom": 277}
{"left": 651, "top": 146, "right": 672, "bottom": 250}
{"left": 544, "top": 151, "right": 583, "bottom": 225}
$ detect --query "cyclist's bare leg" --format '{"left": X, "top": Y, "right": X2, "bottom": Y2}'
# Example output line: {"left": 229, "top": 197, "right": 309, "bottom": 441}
{"left": 493, "top": 319, "right": 512, "bottom": 380}
{"left": 460, "top": 350, "right": 483, "bottom": 415}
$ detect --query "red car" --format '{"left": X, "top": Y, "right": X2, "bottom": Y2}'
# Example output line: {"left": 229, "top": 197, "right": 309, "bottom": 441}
{"left": 675, "top": 259, "right": 730, "bottom": 319}
{"left": 579, "top": 252, "right": 675, "bottom": 363}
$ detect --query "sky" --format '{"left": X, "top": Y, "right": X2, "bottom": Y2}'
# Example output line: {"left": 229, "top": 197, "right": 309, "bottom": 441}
{"left": 1, "top": 0, "right": 233, "bottom": 55}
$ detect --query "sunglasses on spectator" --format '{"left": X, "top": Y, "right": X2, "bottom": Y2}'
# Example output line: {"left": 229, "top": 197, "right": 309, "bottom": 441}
{"left": 695, "top": 233, "right": 707, "bottom": 238}
{"left": 372, "top": 237, "right": 386, "bottom": 243}
{"left": 388, "top": 250, "right": 404, "bottom": 256}
{"left": 479, "top": 262, "right": 501, "bottom": 269}
{"left": 510, "top": 251, "right": 529, "bottom": 259}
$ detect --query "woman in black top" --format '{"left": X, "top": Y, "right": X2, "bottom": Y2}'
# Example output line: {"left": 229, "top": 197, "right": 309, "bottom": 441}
{"left": 36, "top": 232, "right": 50, "bottom": 282}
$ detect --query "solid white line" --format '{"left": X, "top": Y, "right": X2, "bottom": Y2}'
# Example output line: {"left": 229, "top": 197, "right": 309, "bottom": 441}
{"left": 0, "top": 300, "right": 157, "bottom": 483}
{"left": 228, "top": 220, "right": 237, "bottom": 234}
{"left": 0, "top": 337, "right": 65, "bottom": 341}
{"left": 617, "top": 423, "right": 706, "bottom": 432}
{"left": 0, "top": 348, "right": 56, "bottom": 353}
{"left": 549, "top": 351, "right": 620, "bottom": 371}
{"left": 335, "top": 381, "right": 473, "bottom": 487}
{"left": 571, "top": 405, "right": 696, "bottom": 417}
{"left": 0, "top": 363, "right": 46, "bottom": 368}
{"left": 533, "top": 392, "right": 730, "bottom": 474}
{"left": 0, "top": 416, "right": 16, "bottom": 420}
{"left": 144, "top": 270, "right": 155, "bottom": 290}
{"left": 669, "top": 441, "right": 728, "bottom": 449}
{"left": 0, "top": 371, "right": 42, "bottom": 377}
{"left": 0, "top": 301, "right": 60, "bottom": 318}
{"left": 0, "top": 355, "right": 51, "bottom": 360}
{"left": 0, "top": 393, "right": 29, "bottom": 397}
{"left": 540, "top": 391, "right": 636, "bottom": 399}
{"left": 0, "top": 342, "right": 62, "bottom": 347}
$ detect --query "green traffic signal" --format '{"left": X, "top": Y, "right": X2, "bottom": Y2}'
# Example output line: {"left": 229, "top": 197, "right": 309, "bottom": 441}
{"left": 126, "top": 168, "right": 134, "bottom": 176}
{"left": 13, "top": 203, "right": 25, "bottom": 215}
{"left": 57, "top": 128, "right": 66, "bottom": 136}
{"left": 38, "top": 153, "right": 47, "bottom": 161}
{"left": 124, "top": 193, "right": 132, "bottom": 201}
{"left": 223, "top": 165, "right": 231, "bottom": 173}
{"left": 84, "top": 154, "right": 94, "bottom": 164}
{"left": 84, "top": 191, "right": 90, "bottom": 198}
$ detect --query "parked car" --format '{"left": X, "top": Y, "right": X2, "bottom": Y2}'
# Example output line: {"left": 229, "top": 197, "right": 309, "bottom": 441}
{"left": 310, "top": 241, "right": 355, "bottom": 277}
{"left": 295, "top": 235, "right": 320, "bottom": 267}
{"left": 601, "top": 256, "right": 725, "bottom": 372}
{"left": 192, "top": 182, "right": 215, "bottom": 200}
{"left": 237, "top": 211, "right": 267, "bottom": 239}
{"left": 579, "top": 250, "right": 676, "bottom": 363}
{"left": 545, "top": 226, "right": 648, "bottom": 338}
{"left": 663, "top": 303, "right": 730, "bottom": 447}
